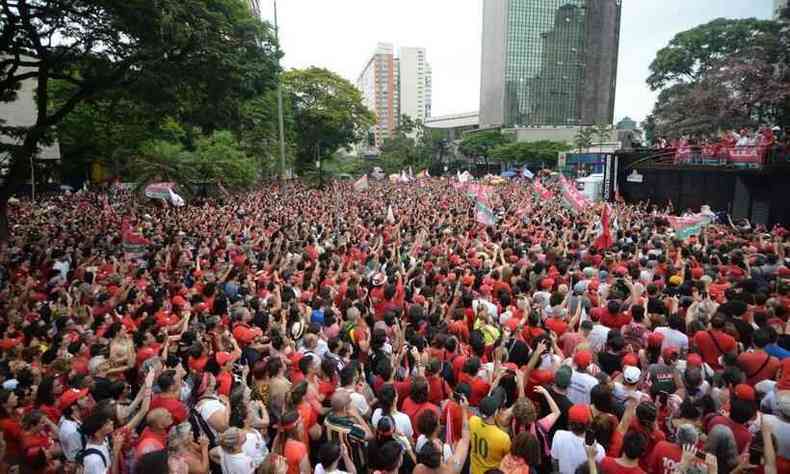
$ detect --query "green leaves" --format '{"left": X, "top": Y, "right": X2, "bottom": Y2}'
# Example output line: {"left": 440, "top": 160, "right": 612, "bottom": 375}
{"left": 458, "top": 130, "right": 512, "bottom": 160}
{"left": 646, "top": 17, "right": 790, "bottom": 137}
{"left": 489, "top": 141, "right": 568, "bottom": 167}
{"left": 647, "top": 18, "right": 782, "bottom": 90}
{"left": 283, "top": 67, "right": 375, "bottom": 170}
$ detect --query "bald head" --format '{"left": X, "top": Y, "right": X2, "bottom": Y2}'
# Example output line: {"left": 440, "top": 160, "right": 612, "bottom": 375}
{"left": 331, "top": 391, "right": 351, "bottom": 413}
{"left": 147, "top": 408, "right": 172, "bottom": 429}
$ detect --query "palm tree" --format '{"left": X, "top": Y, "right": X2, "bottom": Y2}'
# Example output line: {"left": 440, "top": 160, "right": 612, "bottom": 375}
{"left": 574, "top": 127, "right": 594, "bottom": 153}
{"left": 594, "top": 123, "right": 612, "bottom": 153}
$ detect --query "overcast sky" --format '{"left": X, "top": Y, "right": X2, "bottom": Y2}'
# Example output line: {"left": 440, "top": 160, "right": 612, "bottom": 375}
{"left": 262, "top": 0, "right": 774, "bottom": 126}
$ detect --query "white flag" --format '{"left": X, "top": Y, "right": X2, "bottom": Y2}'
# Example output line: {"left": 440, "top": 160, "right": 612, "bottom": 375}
{"left": 353, "top": 175, "right": 369, "bottom": 191}
{"left": 386, "top": 205, "right": 395, "bottom": 224}
{"left": 168, "top": 188, "right": 185, "bottom": 207}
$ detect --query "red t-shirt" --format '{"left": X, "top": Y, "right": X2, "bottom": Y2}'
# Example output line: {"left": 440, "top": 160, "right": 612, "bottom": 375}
{"left": 544, "top": 318, "right": 568, "bottom": 337}
{"left": 600, "top": 311, "right": 633, "bottom": 331}
{"left": 135, "top": 427, "right": 166, "bottom": 459}
{"left": 647, "top": 441, "right": 682, "bottom": 474}
{"left": 426, "top": 375, "right": 451, "bottom": 406}
{"left": 216, "top": 371, "right": 233, "bottom": 397}
{"left": 737, "top": 351, "right": 780, "bottom": 385}
{"left": 457, "top": 373, "right": 490, "bottom": 406}
{"left": 400, "top": 398, "right": 440, "bottom": 433}
{"left": 0, "top": 417, "right": 23, "bottom": 459}
{"left": 706, "top": 416, "right": 751, "bottom": 453}
{"left": 149, "top": 395, "right": 188, "bottom": 426}
{"left": 600, "top": 457, "right": 645, "bottom": 474}
{"left": 693, "top": 330, "right": 737, "bottom": 370}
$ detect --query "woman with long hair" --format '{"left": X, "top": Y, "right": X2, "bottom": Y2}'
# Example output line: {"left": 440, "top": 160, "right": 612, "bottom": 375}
{"left": 499, "top": 432, "right": 538, "bottom": 474}
{"left": 229, "top": 402, "right": 269, "bottom": 471}
{"left": 32, "top": 376, "right": 63, "bottom": 423}
{"left": 371, "top": 384, "right": 413, "bottom": 442}
{"left": 413, "top": 396, "right": 469, "bottom": 474}
{"left": 167, "top": 422, "right": 210, "bottom": 474}
{"left": 107, "top": 321, "right": 136, "bottom": 374}
{"left": 0, "top": 389, "right": 22, "bottom": 468}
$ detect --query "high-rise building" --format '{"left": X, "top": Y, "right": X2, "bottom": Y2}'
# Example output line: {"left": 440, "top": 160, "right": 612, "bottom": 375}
{"left": 480, "top": 0, "right": 621, "bottom": 129}
{"left": 399, "top": 47, "right": 433, "bottom": 122}
{"left": 356, "top": 43, "right": 399, "bottom": 147}
{"left": 775, "top": 0, "right": 788, "bottom": 19}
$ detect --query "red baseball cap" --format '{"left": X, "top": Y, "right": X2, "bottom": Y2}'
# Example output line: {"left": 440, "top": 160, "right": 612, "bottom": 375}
{"left": 647, "top": 332, "right": 664, "bottom": 348}
{"left": 662, "top": 346, "right": 679, "bottom": 361}
{"left": 622, "top": 353, "right": 639, "bottom": 367}
{"left": 57, "top": 388, "right": 90, "bottom": 411}
{"left": 686, "top": 353, "right": 703, "bottom": 368}
{"left": 734, "top": 384, "right": 756, "bottom": 402}
{"left": 574, "top": 350, "right": 593, "bottom": 369}
{"left": 568, "top": 404, "right": 592, "bottom": 424}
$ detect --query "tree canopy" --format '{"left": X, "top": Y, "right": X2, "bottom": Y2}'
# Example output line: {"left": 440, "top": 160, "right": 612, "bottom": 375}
{"left": 489, "top": 141, "right": 568, "bottom": 167}
{"left": 458, "top": 130, "right": 512, "bottom": 160}
{"left": 0, "top": 0, "right": 280, "bottom": 239}
{"left": 283, "top": 67, "right": 374, "bottom": 170}
{"left": 646, "top": 17, "right": 790, "bottom": 137}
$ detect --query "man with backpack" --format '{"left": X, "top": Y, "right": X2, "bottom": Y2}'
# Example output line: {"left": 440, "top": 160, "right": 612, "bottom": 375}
{"left": 78, "top": 411, "right": 122, "bottom": 474}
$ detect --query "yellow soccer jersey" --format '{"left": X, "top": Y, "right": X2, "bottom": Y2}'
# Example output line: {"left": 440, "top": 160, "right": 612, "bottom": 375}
{"left": 469, "top": 415, "right": 511, "bottom": 474}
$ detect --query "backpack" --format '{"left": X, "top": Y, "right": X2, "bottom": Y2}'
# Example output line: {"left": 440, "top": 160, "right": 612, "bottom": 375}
{"left": 189, "top": 403, "right": 222, "bottom": 474}
{"left": 74, "top": 447, "right": 107, "bottom": 474}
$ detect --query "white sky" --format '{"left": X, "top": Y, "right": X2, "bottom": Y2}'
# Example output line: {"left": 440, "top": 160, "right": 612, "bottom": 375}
{"left": 262, "top": 0, "right": 774, "bottom": 126}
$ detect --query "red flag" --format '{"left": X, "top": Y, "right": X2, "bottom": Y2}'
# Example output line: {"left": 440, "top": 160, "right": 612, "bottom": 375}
{"left": 594, "top": 204, "right": 614, "bottom": 250}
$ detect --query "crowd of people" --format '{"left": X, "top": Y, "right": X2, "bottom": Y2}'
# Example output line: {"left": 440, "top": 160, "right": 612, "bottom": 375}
{"left": 0, "top": 177, "right": 788, "bottom": 474}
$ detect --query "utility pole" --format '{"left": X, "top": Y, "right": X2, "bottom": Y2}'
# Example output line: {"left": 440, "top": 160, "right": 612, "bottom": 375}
{"left": 273, "top": 0, "right": 287, "bottom": 180}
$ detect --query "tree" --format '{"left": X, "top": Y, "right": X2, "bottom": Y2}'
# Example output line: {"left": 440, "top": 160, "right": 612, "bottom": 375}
{"left": 0, "top": 0, "right": 279, "bottom": 240}
{"left": 593, "top": 123, "right": 612, "bottom": 153}
{"left": 489, "top": 141, "right": 569, "bottom": 168}
{"left": 647, "top": 18, "right": 782, "bottom": 90}
{"left": 129, "top": 130, "right": 257, "bottom": 192}
{"left": 458, "top": 130, "right": 511, "bottom": 169}
{"left": 646, "top": 17, "right": 790, "bottom": 137}
{"left": 573, "top": 127, "right": 594, "bottom": 153}
{"left": 283, "top": 67, "right": 374, "bottom": 172}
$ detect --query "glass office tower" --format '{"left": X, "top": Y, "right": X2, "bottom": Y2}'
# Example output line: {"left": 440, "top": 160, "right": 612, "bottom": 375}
{"left": 480, "top": 0, "right": 621, "bottom": 128}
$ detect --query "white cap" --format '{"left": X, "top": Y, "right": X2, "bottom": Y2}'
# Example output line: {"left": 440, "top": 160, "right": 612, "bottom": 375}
{"left": 623, "top": 366, "right": 641, "bottom": 384}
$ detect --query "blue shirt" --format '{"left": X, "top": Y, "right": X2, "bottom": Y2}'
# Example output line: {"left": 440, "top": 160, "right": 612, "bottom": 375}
{"left": 765, "top": 343, "right": 790, "bottom": 360}
{"left": 311, "top": 309, "right": 325, "bottom": 326}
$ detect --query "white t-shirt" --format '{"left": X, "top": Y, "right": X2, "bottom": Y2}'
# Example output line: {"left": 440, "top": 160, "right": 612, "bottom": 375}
{"left": 415, "top": 435, "right": 452, "bottom": 462}
{"left": 241, "top": 429, "right": 268, "bottom": 468}
{"left": 550, "top": 430, "right": 604, "bottom": 474}
{"left": 371, "top": 408, "right": 413, "bottom": 440}
{"left": 197, "top": 398, "right": 226, "bottom": 437}
{"left": 58, "top": 417, "right": 82, "bottom": 462}
{"left": 567, "top": 371, "right": 599, "bottom": 405}
{"left": 655, "top": 327, "right": 689, "bottom": 352}
{"left": 314, "top": 465, "right": 350, "bottom": 474}
{"left": 336, "top": 388, "right": 370, "bottom": 416}
{"left": 218, "top": 449, "right": 256, "bottom": 474}
{"left": 83, "top": 440, "right": 112, "bottom": 474}
{"left": 587, "top": 324, "right": 611, "bottom": 353}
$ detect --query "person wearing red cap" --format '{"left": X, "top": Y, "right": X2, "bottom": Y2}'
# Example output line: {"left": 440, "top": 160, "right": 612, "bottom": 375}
{"left": 56, "top": 387, "right": 95, "bottom": 463}
{"left": 569, "top": 351, "right": 599, "bottom": 405}
{"left": 705, "top": 389, "right": 756, "bottom": 453}
{"left": 551, "top": 404, "right": 604, "bottom": 474}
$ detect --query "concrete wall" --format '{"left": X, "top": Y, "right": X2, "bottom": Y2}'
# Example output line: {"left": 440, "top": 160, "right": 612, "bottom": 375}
{"left": 1, "top": 57, "right": 61, "bottom": 161}
{"left": 479, "top": 0, "right": 508, "bottom": 128}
